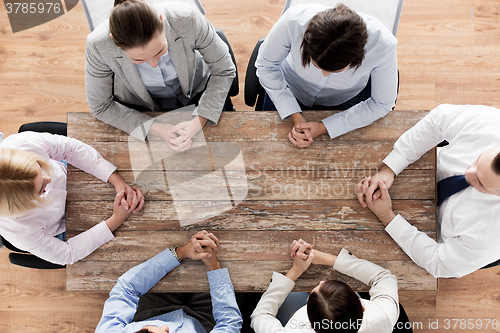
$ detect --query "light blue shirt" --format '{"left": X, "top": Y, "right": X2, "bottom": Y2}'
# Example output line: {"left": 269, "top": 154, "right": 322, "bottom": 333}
{"left": 256, "top": 4, "right": 399, "bottom": 139}
{"left": 95, "top": 249, "right": 242, "bottom": 333}
{"left": 136, "top": 52, "right": 190, "bottom": 109}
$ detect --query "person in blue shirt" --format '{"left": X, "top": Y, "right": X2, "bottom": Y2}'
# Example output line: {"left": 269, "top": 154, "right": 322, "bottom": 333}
{"left": 256, "top": 4, "right": 398, "bottom": 148}
{"left": 95, "top": 230, "right": 242, "bottom": 333}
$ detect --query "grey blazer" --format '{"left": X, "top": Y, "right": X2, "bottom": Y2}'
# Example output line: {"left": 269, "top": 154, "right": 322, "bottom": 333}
{"left": 85, "top": 2, "right": 236, "bottom": 141}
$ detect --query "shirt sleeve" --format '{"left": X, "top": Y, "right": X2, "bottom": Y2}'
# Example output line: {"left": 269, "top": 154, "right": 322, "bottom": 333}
{"left": 333, "top": 248, "right": 399, "bottom": 328}
{"left": 95, "top": 249, "right": 181, "bottom": 333}
{"left": 6, "top": 219, "right": 114, "bottom": 265}
{"left": 255, "top": 10, "right": 303, "bottom": 119}
{"left": 189, "top": 8, "right": 236, "bottom": 126}
{"left": 382, "top": 104, "right": 461, "bottom": 175}
{"left": 13, "top": 131, "right": 116, "bottom": 182}
{"left": 85, "top": 35, "right": 155, "bottom": 142}
{"left": 385, "top": 214, "right": 492, "bottom": 278}
{"left": 250, "top": 272, "right": 295, "bottom": 333}
{"left": 208, "top": 268, "right": 243, "bottom": 333}
{"left": 321, "top": 48, "right": 398, "bottom": 139}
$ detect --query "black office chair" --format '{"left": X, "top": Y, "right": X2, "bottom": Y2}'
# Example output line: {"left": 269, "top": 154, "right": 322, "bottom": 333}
{"left": 244, "top": 38, "right": 266, "bottom": 110}
{"left": 0, "top": 121, "right": 68, "bottom": 269}
{"left": 1, "top": 236, "right": 65, "bottom": 269}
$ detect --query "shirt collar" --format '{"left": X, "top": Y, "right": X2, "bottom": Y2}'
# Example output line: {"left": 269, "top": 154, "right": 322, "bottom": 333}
{"left": 471, "top": 187, "right": 500, "bottom": 201}
{"left": 124, "top": 309, "right": 185, "bottom": 333}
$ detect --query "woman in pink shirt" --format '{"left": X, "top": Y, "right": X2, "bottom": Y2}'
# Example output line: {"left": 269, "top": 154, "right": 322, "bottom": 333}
{"left": 0, "top": 131, "right": 144, "bottom": 265}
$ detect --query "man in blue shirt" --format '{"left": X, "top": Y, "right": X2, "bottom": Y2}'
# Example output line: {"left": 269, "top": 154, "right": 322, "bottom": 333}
{"left": 95, "top": 231, "right": 242, "bottom": 333}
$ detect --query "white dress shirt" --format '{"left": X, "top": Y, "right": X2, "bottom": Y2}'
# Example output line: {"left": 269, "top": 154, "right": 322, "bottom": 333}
{"left": 256, "top": 4, "right": 398, "bottom": 139}
{"left": 383, "top": 104, "right": 500, "bottom": 278}
{"left": 251, "top": 249, "right": 399, "bottom": 333}
{"left": 0, "top": 131, "right": 117, "bottom": 265}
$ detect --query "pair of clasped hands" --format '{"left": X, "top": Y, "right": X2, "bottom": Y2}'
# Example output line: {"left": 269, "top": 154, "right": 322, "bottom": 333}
{"left": 355, "top": 166, "right": 398, "bottom": 227}
{"left": 285, "top": 239, "right": 338, "bottom": 282}
{"left": 288, "top": 113, "right": 328, "bottom": 148}
{"left": 174, "top": 230, "right": 221, "bottom": 271}
{"left": 150, "top": 116, "right": 207, "bottom": 152}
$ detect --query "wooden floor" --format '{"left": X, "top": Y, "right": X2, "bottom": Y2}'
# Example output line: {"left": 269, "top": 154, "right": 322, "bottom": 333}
{"left": 0, "top": 0, "right": 499, "bottom": 332}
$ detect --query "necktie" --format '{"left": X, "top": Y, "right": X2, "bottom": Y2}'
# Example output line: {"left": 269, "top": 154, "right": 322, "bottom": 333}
{"left": 437, "top": 175, "right": 470, "bottom": 206}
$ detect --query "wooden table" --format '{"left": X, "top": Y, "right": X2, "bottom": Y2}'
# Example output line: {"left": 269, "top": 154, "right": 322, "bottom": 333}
{"left": 66, "top": 110, "right": 437, "bottom": 292}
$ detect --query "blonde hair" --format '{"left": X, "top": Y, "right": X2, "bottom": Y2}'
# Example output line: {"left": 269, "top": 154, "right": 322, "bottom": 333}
{"left": 0, "top": 148, "right": 52, "bottom": 217}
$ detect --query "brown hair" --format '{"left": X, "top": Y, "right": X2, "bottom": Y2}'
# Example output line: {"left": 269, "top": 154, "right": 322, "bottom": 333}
{"left": 109, "top": 0, "right": 163, "bottom": 49}
{"left": 301, "top": 3, "right": 368, "bottom": 72}
{"left": 307, "top": 280, "right": 363, "bottom": 333}
{"left": 0, "top": 148, "right": 52, "bottom": 217}
{"left": 492, "top": 152, "right": 500, "bottom": 175}
{"left": 134, "top": 329, "right": 152, "bottom": 333}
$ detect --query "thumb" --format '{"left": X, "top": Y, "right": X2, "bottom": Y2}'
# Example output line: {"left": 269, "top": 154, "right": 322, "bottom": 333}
{"left": 168, "top": 123, "right": 181, "bottom": 134}
{"left": 195, "top": 252, "right": 212, "bottom": 260}
{"left": 379, "top": 181, "right": 389, "bottom": 197}
{"left": 306, "top": 249, "right": 315, "bottom": 265}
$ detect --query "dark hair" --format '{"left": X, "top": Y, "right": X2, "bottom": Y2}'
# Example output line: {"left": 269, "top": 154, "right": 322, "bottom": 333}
{"left": 109, "top": 0, "right": 163, "bottom": 49}
{"left": 134, "top": 328, "right": 152, "bottom": 333}
{"left": 307, "top": 280, "right": 363, "bottom": 333}
{"left": 492, "top": 152, "right": 500, "bottom": 175}
{"left": 301, "top": 3, "right": 368, "bottom": 72}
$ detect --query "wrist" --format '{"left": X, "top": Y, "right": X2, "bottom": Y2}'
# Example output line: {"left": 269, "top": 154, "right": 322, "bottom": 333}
{"left": 285, "top": 266, "right": 303, "bottom": 281}
{"left": 205, "top": 260, "right": 221, "bottom": 271}
{"left": 175, "top": 244, "right": 188, "bottom": 260}
{"left": 380, "top": 211, "right": 397, "bottom": 227}
{"left": 381, "top": 165, "right": 396, "bottom": 178}
{"left": 195, "top": 116, "right": 208, "bottom": 127}
{"left": 290, "top": 113, "right": 305, "bottom": 126}
{"left": 105, "top": 215, "right": 122, "bottom": 232}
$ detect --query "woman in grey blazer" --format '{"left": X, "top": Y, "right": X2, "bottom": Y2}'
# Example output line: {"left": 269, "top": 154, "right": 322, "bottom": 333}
{"left": 85, "top": 0, "right": 236, "bottom": 150}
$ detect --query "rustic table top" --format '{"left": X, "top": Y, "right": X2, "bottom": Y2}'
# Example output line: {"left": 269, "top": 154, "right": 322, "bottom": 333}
{"left": 66, "top": 110, "right": 437, "bottom": 292}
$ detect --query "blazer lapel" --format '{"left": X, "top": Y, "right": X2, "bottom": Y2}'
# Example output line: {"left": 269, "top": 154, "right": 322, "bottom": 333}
{"left": 164, "top": 19, "right": 194, "bottom": 98}
{"left": 115, "top": 48, "right": 156, "bottom": 109}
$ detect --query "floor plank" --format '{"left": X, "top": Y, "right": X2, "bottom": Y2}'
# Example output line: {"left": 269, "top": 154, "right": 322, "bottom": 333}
{"left": 1, "top": 0, "right": 500, "bottom": 331}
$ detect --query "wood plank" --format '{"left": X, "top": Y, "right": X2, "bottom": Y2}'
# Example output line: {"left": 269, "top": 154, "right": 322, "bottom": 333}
{"left": 67, "top": 110, "right": 430, "bottom": 143}
{"left": 68, "top": 230, "right": 419, "bottom": 262}
{"left": 67, "top": 141, "right": 435, "bottom": 171}
{"left": 66, "top": 199, "right": 437, "bottom": 232}
{"left": 67, "top": 169, "right": 436, "bottom": 201}
{"left": 67, "top": 259, "right": 436, "bottom": 292}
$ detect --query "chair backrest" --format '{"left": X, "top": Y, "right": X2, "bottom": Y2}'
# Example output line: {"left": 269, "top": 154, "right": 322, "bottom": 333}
{"left": 81, "top": 0, "right": 206, "bottom": 32}
{"left": 281, "top": 0, "right": 404, "bottom": 36}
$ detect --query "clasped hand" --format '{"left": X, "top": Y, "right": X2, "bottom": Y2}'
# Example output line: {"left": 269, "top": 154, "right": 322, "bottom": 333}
{"left": 176, "top": 230, "right": 221, "bottom": 271}
{"left": 286, "top": 239, "right": 315, "bottom": 281}
{"left": 288, "top": 113, "right": 327, "bottom": 148}
{"left": 355, "top": 166, "right": 397, "bottom": 226}
{"left": 152, "top": 117, "right": 206, "bottom": 152}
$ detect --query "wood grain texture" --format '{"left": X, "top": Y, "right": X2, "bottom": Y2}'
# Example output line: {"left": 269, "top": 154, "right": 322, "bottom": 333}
{"left": 66, "top": 169, "right": 435, "bottom": 201}
{"left": 67, "top": 110, "right": 431, "bottom": 143}
{"left": 67, "top": 230, "right": 423, "bottom": 262}
{"left": 67, "top": 259, "right": 436, "bottom": 292}
{"left": 2, "top": 0, "right": 500, "bottom": 331}
{"left": 66, "top": 199, "right": 437, "bottom": 232}
{"left": 66, "top": 140, "right": 435, "bottom": 171}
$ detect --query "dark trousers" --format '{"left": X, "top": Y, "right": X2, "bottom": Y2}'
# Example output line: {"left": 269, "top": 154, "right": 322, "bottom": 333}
{"left": 133, "top": 293, "right": 216, "bottom": 332}
{"left": 262, "top": 78, "right": 372, "bottom": 112}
